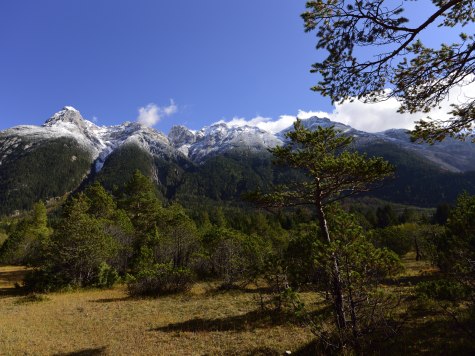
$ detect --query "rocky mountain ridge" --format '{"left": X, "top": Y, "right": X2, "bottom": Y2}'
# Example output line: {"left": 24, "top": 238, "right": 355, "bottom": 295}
{"left": 1, "top": 106, "right": 475, "bottom": 214}
{"left": 2, "top": 106, "right": 475, "bottom": 173}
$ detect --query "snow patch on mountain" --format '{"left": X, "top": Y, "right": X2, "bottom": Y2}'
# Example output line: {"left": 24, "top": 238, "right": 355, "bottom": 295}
{"left": 2, "top": 107, "right": 475, "bottom": 173}
{"left": 168, "top": 122, "right": 283, "bottom": 162}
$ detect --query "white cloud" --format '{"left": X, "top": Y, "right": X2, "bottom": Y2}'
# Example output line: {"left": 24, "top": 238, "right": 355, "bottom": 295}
{"left": 325, "top": 79, "right": 475, "bottom": 132}
{"left": 329, "top": 97, "right": 414, "bottom": 132}
{"left": 163, "top": 99, "right": 177, "bottom": 116}
{"left": 137, "top": 100, "right": 177, "bottom": 127}
{"left": 216, "top": 115, "right": 298, "bottom": 133}
{"left": 295, "top": 109, "right": 331, "bottom": 120}
{"left": 215, "top": 80, "right": 475, "bottom": 133}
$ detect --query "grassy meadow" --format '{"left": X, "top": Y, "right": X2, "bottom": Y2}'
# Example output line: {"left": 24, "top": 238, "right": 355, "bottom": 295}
{"left": 0, "top": 266, "right": 314, "bottom": 355}
{"left": 1, "top": 255, "right": 473, "bottom": 355}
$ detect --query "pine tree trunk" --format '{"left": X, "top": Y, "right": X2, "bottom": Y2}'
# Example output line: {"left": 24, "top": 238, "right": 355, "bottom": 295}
{"left": 414, "top": 235, "right": 422, "bottom": 261}
{"left": 316, "top": 200, "right": 346, "bottom": 331}
{"left": 345, "top": 256, "right": 360, "bottom": 350}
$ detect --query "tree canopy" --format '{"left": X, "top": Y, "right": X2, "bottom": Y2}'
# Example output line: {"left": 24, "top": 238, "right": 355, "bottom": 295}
{"left": 302, "top": 0, "right": 475, "bottom": 142}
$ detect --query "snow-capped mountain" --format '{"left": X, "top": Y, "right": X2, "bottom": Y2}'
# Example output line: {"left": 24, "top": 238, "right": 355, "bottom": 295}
{"left": 1, "top": 107, "right": 284, "bottom": 172}
{"left": 1, "top": 107, "right": 182, "bottom": 172}
{"left": 2, "top": 106, "right": 475, "bottom": 215}
{"left": 2, "top": 106, "right": 475, "bottom": 174}
{"left": 168, "top": 123, "right": 283, "bottom": 162}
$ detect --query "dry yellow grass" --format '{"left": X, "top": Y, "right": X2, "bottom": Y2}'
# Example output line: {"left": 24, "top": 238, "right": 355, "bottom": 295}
{"left": 399, "top": 252, "right": 439, "bottom": 277}
{"left": 2, "top": 255, "right": 470, "bottom": 355}
{"left": 0, "top": 266, "right": 313, "bottom": 355}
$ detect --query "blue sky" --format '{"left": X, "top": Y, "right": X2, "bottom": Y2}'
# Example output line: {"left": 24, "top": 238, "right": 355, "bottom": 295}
{"left": 0, "top": 0, "right": 325, "bottom": 132}
{"left": 0, "top": 1, "right": 472, "bottom": 133}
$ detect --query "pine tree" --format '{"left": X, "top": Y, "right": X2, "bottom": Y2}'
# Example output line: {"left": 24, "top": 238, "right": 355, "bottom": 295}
{"left": 251, "top": 119, "right": 394, "bottom": 339}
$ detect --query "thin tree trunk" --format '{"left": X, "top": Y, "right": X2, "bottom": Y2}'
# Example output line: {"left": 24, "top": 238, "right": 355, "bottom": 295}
{"left": 345, "top": 256, "right": 360, "bottom": 350}
{"left": 316, "top": 199, "right": 346, "bottom": 331}
{"left": 414, "top": 235, "right": 422, "bottom": 261}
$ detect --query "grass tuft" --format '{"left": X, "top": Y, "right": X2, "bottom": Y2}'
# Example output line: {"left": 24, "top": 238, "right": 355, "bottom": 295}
{"left": 15, "top": 293, "right": 50, "bottom": 304}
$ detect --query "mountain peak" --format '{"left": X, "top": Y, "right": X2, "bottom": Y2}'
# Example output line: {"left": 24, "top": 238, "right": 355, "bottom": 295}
{"left": 63, "top": 106, "right": 79, "bottom": 112}
{"left": 43, "top": 106, "right": 86, "bottom": 127}
{"left": 168, "top": 125, "right": 196, "bottom": 148}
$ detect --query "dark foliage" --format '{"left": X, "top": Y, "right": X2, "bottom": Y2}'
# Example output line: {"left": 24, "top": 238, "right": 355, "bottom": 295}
{"left": 0, "top": 137, "right": 92, "bottom": 215}
{"left": 126, "top": 263, "right": 194, "bottom": 297}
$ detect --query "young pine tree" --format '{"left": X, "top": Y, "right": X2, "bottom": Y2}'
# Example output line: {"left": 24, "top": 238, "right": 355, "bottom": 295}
{"left": 252, "top": 119, "right": 394, "bottom": 344}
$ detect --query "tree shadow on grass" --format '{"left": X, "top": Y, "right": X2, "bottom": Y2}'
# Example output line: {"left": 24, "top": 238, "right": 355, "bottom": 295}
{"left": 383, "top": 317, "right": 475, "bottom": 356}
{"left": 223, "top": 346, "right": 282, "bottom": 355}
{"left": 154, "top": 309, "right": 298, "bottom": 333}
{"left": 54, "top": 346, "right": 107, "bottom": 356}
{"left": 0, "top": 268, "right": 28, "bottom": 298}
{"left": 0, "top": 287, "right": 24, "bottom": 298}
{"left": 292, "top": 317, "right": 475, "bottom": 356}
{"left": 383, "top": 272, "right": 441, "bottom": 287}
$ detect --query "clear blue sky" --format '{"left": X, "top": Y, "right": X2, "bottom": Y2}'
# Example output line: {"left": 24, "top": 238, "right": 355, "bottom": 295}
{"left": 0, "top": 0, "right": 328, "bottom": 132}
{"left": 0, "top": 1, "right": 467, "bottom": 133}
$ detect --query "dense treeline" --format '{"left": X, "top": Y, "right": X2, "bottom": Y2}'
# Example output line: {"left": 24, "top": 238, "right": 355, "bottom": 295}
{"left": 0, "top": 170, "right": 421, "bottom": 290}
{"left": 0, "top": 170, "right": 471, "bottom": 294}
{"left": 2, "top": 137, "right": 475, "bottom": 217}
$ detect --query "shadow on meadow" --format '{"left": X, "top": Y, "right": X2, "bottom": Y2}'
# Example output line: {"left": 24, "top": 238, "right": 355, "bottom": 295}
{"left": 291, "top": 315, "right": 475, "bottom": 355}
{"left": 0, "top": 267, "right": 28, "bottom": 298}
{"left": 384, "top": 317, "right": 475, "bottom": 356}
{"left": 221, "top": 346, "right": 282, "bottom": 355}
{"left": 54, "top": 346, "right": 107, "bottom": 356}
{"left": 154, "top": 309, "right": 298, "bottom": 333}
{"left": 383, "top": 273, "right": 441, "bottom": 287}
{"left": 92, "top": 296, "right": 131, "bottom": 303}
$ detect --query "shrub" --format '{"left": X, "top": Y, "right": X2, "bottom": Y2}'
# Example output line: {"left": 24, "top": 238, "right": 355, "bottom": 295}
{"left": 283, "top": 223, "right": 323, "bottom": 289}
{"left": 127, "top": 263, "right": 194, "bottom": 297}
{"left": 94, "top": 262, "right": 120, "bottom": 288}
{"left": 256, "top": 257, "right": 300, "bottom": 313}
{"left": 23, "top": 261, "right": 120, "bottom": 292}
{"left": 416, "top": 279, "right": 470, "bottom": 302}
{"left": 201, "top": 227, "right": 267, "bottom": 288}
{"left": 23, "top": 267, "right": 71, "bottom": 292}
{"left": 370, "top": 224, "right": 414, "bottom": 256}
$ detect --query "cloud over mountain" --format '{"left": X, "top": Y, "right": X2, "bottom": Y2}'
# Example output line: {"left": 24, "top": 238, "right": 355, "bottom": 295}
{"left": 137, "top": 100, "right": 177, "bottom": 126}
{"left": 216, "top": 79, "right": 475, "bottom": 133}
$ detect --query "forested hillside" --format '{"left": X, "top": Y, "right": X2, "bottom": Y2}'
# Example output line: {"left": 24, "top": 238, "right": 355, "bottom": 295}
{"left": 0, "top": 137, "right": 92, "bottom": 215}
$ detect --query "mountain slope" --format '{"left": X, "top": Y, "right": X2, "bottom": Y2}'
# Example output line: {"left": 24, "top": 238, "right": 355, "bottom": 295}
{"left": 0, "top": 136, "right": 92, "bottom": 214}
{"left": 1, "top": 107, "right": 475, "bottom": 215}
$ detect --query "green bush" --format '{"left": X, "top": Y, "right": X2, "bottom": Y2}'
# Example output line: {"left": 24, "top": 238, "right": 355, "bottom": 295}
{"left": 94, "top": 262, "right": 120, "bottom": 288}
{"left": 200, "top": 227, "right": 267, "bottom": 288}
{"left": 370, "top": 224, "right": 415, "bottom": 256}
{"left": 416, "top": 279, "right": 470, "bottom": 301}
{"left": 283, "top": 223, "right": 323, "bottom": 288}
{"left": 23, "top": 267, "right": 70, "bottom": 292}
{"left": 127, "top": 263, "right": 194, "bottom": 297}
